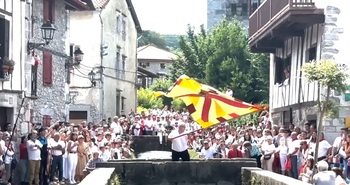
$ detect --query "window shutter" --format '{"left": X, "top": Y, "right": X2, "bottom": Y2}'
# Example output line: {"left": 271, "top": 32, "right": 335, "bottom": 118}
{"left": 51, "top": 0, "right": 55, "bottom": 23}
{"left": 43, "top": 0, "right": 50, "bottom": 21}
{"left": 42, "top": 115, "right": 52, "bottom": 127}
{"left": 0, "top": 18, "right": 10, "bottom": 60}
{"left": 42, "top": 51, "right": 53, "bottom": 86}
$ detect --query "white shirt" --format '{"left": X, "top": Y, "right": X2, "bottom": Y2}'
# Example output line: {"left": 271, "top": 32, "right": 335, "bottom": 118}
{"left": 68, "top": 141, "right": 78, "bottom": 153}
{"left": 288, "top": 140, "right": 300, "bottom": 156}
{"left": 279, "top": 137, "right": 292, "bottom": 155}
{"left": 200, "top": 147, "right": 215, "bottom": 159}
{"left": 317, "top": 140, "right": 332, "bottom": 158}
{"left": 168, "top": 129, "right": 188, "bottom": 152}
{"left": 110, "top": 122, "right": 123, "bottom": 135}
{"left": 99, "top": 150, "right": 111, "bottom": 162}
{"left": 49, "top": 139, "right": 66, "bottom": 156}
{"left": 27, "top": 139, "right": 43, "bottom": 160}
{"left": 145, "top": 120, "right": 154, "bottom": 131}
{"left": 1, "top": 144, "right": 14, "bottom": 164}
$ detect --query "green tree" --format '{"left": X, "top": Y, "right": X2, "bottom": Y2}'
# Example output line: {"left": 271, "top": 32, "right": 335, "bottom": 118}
{"left": 149, "top": 78, "right": 173, "bottom": 92}
{"left": 170, "top": 19, "right": 269, "bottom": 103}
{"left": 169, "top": 25, "right": 211, "bottom": 82}
{"left": 137, "top": 88, "right": 163, "bottom": 109}
{"left": 302, "top": 60, "right": 348, "bottom": 177}
{"left": 138, "top": 30, "right": 168, "bottom": 50}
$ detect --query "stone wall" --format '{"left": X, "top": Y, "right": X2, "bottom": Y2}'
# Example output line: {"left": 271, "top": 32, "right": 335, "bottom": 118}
{"left": 97, "top": 159, "right": 257, "bottom": 185}
{"left": 130, "top": 136, "right": 171, "bottom": 156}
{"left": 31, "top": 0, "right": 68, "bottom": 122}
{"left": 207, "top": 0, "right": 259, "bottom": 30}
{"left": 241, "top": 167, "right": 310, "bottom": 185}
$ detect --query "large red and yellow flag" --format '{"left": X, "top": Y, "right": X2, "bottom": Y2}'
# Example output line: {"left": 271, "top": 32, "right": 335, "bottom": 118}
{"left": 155, "top": 75, "right": 266, "bottom": 128}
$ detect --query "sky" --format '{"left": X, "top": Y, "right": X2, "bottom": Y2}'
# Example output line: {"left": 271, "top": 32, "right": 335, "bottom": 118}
{"left": 132, "top": 0, "right": 207, "bottom": 35}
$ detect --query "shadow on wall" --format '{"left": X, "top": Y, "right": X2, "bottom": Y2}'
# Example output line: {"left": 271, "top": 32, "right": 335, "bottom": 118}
{"left": 96, "top": 159, "right": 257, "bottom": 185}
{"left": 130, "top": 135, "right": 172, "bottom": 156}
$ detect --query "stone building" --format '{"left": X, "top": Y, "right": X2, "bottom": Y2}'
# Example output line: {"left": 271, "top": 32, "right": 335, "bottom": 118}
{"left": 27, "top": 0, "right": 93, "bottom": 127}
{"left": 69, "top": 0, "right": 141, "bottom": 123}
{"left": 207, "top": 0, "right": 260, "bottom": 30}
{"left": 248, "top": 0, "right": 350, "bottom": 141}
{"left": 137, "top": 45, "right": 176, "bottom": 88}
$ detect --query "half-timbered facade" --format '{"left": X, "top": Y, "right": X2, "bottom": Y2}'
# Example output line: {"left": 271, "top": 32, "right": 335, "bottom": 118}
{"left": 249, "top": 0, "right": 350, "bottom": 140}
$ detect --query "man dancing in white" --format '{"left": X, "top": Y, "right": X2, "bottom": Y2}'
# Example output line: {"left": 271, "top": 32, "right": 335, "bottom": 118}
{"left": 168, "top": 122, "right": 190, "bottom": 161}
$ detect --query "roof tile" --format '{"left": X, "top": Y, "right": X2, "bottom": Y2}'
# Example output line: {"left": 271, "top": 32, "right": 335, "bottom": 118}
{"left": 92, "top": 0, "right": 110, "bottom": 9}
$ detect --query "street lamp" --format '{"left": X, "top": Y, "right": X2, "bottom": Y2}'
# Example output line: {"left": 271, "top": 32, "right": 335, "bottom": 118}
{"left": 74, "top": 48, "right": 84, "bottom": 62}
{"left": 27, "top": 21, "right": 56, "bottom": 53}
{"left": 88, "top": 70, "right": 97, "bottom": 86}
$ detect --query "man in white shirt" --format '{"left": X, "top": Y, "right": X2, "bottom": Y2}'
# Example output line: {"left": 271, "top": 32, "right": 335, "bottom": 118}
{"left": 49, "top": 132, "right": 65, "bottom": 183}
{"left": 168, "top": 122, "right": 190, "bottom": 161}
{"left": 200, "top": 140, "right": 215, "bottom": 159}
{"left": 288, "top": 131, "right": 300, "bottom": 179}
{"left": 110, "top": 116, "right": 123, "bottom": 136}
{"left": 27, "top": 130, "right": 43, "bottom": 185}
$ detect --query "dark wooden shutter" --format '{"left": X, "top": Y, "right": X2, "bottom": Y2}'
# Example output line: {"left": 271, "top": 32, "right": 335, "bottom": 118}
{"left": 43, "top": 0, "right": 50, "bottom": 21}
{"left": 0, "top": 18, "right": 10, "bottom": 60}
{"left": 43, "top": 51, "right": 53, "bottom": 86}
{"left": 42, "top": 115, "right": 51, "bottom": 127}
{"left": 30, "top": 109, "right": 34, "bottom": 123}
{"left": 50, "top": 0, "right": 55, "bottom": 23}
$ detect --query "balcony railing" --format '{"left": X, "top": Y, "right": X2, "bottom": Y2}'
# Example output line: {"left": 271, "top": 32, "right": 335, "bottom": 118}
{"left": 249, "top": 0, "right": 315, "bottom": 38}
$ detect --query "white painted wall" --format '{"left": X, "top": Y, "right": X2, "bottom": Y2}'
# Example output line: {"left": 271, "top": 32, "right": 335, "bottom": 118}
{"left": 0, "top": 0, "right": 26, "bottom": 91}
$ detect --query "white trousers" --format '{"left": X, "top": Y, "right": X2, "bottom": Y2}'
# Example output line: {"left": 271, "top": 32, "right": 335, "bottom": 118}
{"left": 62, "top": 156, "right": 68, "bottom": 179}
{"left": 279, "top": 154, "right": 288, "bottom": 171}
{"left": 67, "top": 153, "right": 78, "bottom": 181}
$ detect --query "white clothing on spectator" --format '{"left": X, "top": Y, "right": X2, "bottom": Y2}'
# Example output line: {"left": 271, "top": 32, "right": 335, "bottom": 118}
{"left": 50, "top": 139, "right": 66, "bottom": 156}
{"left": 200, "top": 147, "right": 215, "bottom": 159}
{"left": 317, "top": 140, "right": 332, "bottom": 158}
{"left": 312, "top": 171, "right": 336, "bottom": 185}
{"left": 110, "top": 121, "right": 123, "bottom": 135}
{"left": 27, "top": 139, "right": 43, "bottom": 160}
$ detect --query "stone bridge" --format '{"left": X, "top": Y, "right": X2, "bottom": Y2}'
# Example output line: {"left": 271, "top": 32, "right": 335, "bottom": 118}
{"left": 80, "top": 158, "right": 311, "bottom": 185}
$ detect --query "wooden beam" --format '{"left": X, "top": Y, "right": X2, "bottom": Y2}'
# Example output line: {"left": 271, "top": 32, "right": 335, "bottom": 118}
{"left": 255, "top": 40, "right": 284, "bottom": 48}
{"left": 250, "top": 46, "right": 275, "bottom": 53}
{"left": 271, "top": 29, "right": 304, "bottom": 38}
{"left": 288, "top": 14, "right": 325, "bottom": 24}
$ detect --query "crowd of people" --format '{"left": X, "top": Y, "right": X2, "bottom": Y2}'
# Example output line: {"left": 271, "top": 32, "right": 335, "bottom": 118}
{"left": 135, "top": 107, "right": 349, "bottom": 185}
{"left": 0, "top": 106, "right": 348, "bottom": 185}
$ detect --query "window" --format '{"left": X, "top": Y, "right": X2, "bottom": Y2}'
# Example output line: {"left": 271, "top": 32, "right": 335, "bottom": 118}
{"left": 42, "top": 51, "right": 53, "bottom": 86}
{"left": 116, "top": 15, "right": 121, "bottom": 34}
{"left": 43, "top": 0, "right": 55, "bottom": 23}
{"left": 231, "top": 3, "right": 248, "bottom": 16}
{"left": 122, "top": 20, "right": 126, "bottom": 41}
{"left": 42, "top": 115, "right": 51, "bottom": 127}
{"left": 122, "top": 56, "right": 126, "bottom": 79}
{"left": 121, "top": 97, "right": 126, "bottom": 112}
{"left": 0, "top": 18, "right": 9, "bottom": 79}
{"left": 275, "top": 56, "right": 291, "bottom": 85}
{"left": 116, "top": 50, "right": 120, "bottom": 77}
{"left": 160, "top": 63, "right": 166, "bottom": 69}
{"left": 146, "top": 62, "right": 150, "bottom": 67}
{"left": 31, "top": 66, "right": 38, "bottom": 96}
{"left": 308, "top": 46, "right": 317, "bottom": 62}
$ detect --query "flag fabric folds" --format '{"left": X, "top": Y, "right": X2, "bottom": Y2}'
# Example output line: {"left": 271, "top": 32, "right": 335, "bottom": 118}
{"left": 155, "top": 75, "right": 266, "bottom": 128}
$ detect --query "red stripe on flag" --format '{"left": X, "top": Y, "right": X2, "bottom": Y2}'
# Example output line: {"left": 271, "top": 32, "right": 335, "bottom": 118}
{"left": 202, "top": 98, "right": 212, "bottom": 122}
{"left": 207, "top": 94, "right": 251, "bottom": 109}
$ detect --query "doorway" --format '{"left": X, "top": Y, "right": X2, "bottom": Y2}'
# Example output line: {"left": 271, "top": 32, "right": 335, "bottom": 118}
{"left": 69, "top": 111, "right": 88, "bottom": 125}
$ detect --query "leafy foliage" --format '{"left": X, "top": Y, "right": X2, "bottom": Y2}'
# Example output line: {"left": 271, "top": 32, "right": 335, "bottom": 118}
{"left": 163, "top": 34, "right": 181, "bottom": 50}
{"left": 171, "top": 98, "right": 186, "bottom": 111}
{"left": 230, "top": 112, "right": 260, "bottom": 127}
{"left": 149, "top": 78, "right": 173, "bottom": 92}
{"left": 169, "top": 25, "right": 210, "bottom": 82}
{"left": 170, "top": 19, "right": 269, "bottom": 103}
{"left": 137, "top": 88, "right": 163, "bottom": 109}
{"left": 138, "top": 30, "right": 168, "bottom": 50}
{"left": 301, "top": 59, "right": 348, "bottom": 176}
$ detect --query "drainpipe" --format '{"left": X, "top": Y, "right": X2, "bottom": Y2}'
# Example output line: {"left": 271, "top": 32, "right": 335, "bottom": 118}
{"left": 135, "top": 35, "right": 142, "bottom": 109}
{"left": 99, "top": 9, "right": 105, "bottom": 120}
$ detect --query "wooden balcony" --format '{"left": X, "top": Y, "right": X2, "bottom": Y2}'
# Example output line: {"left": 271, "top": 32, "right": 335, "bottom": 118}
{"left": 248, "top": 0, "right": 324, "bottom": 53}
